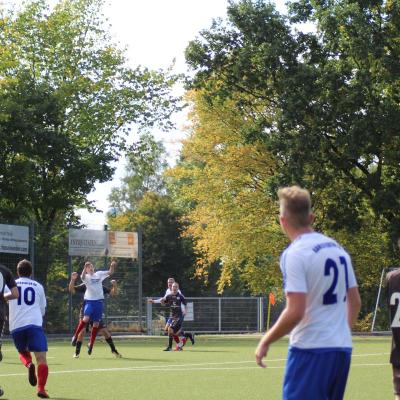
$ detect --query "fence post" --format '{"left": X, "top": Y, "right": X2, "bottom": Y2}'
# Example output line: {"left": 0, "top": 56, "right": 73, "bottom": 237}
{"left": 146, "top": 298, "right": 152, "bottom": 335}
{"left": 30, "top": 221, "right": 35, "bottom": 278}
{"left": 67, "top": 224, "right": 72, "bottom": 334}
{"left": 371, "top": 267, "right": 386, "bottom": 332}
{"left": 218, "top": 298, "right": 222, "bottom": 333}
{"left": 103, "top": 224, "right": 108, "bottom": 326}
{"left": 138, "top": 226, "right": 143, "bottom": 331}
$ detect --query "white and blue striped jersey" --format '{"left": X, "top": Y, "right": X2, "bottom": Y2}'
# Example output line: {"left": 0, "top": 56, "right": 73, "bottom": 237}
{"left": 8, "top": 277, "right": 46, "bottom": 333}
{"left": 280, "top": 232, "right": 357, "bottom": 349}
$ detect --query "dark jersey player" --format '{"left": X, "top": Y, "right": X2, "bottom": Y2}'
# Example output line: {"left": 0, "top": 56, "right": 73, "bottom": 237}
{"left": 161, "top": 282, "right": 193, "bottom": 351}
{"left": 0, "top": 263, "right": 18, "bottom": 361}
{"left": 69, "top": 272, "right": 121, "bottom": 358}
{"left": 149, "top": 278, "right": 195, "bottom": 350}
{"left": 386, "top": 268, "right": 400, "bottom": 400}
{"left": 0, "top": 263, "right": 19, "bottom": 397}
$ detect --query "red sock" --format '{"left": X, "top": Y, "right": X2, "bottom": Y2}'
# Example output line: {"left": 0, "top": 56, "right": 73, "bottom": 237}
{"left": 73, "top": 320, "right": 87, "bottom": 338}
{"left": 173, "top": 335, "right": 180, "bottom": 343}
{"left": 89, "top": 326, "right": 99, "bottom": 346}
{"left": 37, "top": 363, "right": 48, "bottom": 391}
{"left": 19, "top": 351, "right": 32, "bottom": 367}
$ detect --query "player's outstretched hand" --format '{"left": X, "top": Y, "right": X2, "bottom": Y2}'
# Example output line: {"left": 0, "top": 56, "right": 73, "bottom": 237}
{"left": 111, "top": 260, "right": 117, "bottom": 268}
{"left": 255, "top": 341, "right": 269, "bottom": 368}
{"left": 147, "top": 298, "right": 154, "bottom": 303}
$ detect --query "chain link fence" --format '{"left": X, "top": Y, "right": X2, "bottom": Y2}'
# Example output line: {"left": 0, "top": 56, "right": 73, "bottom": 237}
{"left": 146, "top": 297, "right": 285, "bottom": 335}
{"left": 0, "top": 221, "right": 284, "bottom": 335}
{"left": 0, "top": 222, "right": 142, "bottom": 334}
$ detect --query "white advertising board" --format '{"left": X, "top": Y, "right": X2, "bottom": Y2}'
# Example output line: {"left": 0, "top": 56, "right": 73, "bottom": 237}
{"left": 68, "top": 229, "right": 138, "bottom": 259}
{"left": 185, "top": 302, "right": 194, "bottom": 321}
{"left": 0, "top": 224, "right": 29, "bottom": 255}
{"left": 108, "top": 231, "right": 138, "bottom": 259}
{"left": 68, "top": 229, "right": 107, "bottom": 256}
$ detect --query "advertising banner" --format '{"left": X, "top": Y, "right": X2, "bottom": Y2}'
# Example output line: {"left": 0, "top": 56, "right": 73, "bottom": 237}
{"left": 68, "top": 229, "right": 138, "bottom": 259}
{"left": 0, "top": 224, "right": 29, "bottom": 255}
{"left": 68, "top": 229, "right": 107, "bottom": 256}
{"left": 108, "top": 231, "right": 138, "bottom": 259}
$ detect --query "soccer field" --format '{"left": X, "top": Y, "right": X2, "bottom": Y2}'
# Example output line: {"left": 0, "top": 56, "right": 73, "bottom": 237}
{"left": 0, "top": 335, "right": 393, "bottom": 399}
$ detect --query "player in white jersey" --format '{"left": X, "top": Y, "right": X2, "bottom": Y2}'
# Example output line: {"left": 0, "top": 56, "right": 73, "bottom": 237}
{"left": 8, "top": 259, "right": 49, "bottom": 398}
{"left": 255, "top": 186, "right": 361, "bottom": 400}
{"left": 71, "top": 259, "right": 116, "bottom": 355}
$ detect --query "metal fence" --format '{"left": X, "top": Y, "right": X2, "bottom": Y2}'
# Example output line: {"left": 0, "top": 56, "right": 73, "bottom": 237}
{"left": 0, "top": 222, "right": 142, "bottom": 334}
{"left": 146, "top": 297, "right": 285, "bottom": 335}
{"left": 0, "top": 222, "right": 285, "bottom": 335}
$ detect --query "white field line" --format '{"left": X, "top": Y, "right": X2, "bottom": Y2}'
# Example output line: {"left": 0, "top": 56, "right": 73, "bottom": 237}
{"left": 0, "top": 353, "right": 391, "bottom": 378}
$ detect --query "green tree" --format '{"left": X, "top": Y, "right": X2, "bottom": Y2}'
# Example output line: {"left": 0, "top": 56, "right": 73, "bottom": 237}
{"left": 167, "top": 91, "right": 283, "bottom": 295}
{"left": 108, "top": 192, "right": 203, "bottom": 296}
{"left": 0, "top": 0, "right": 179, "bottom": 285}
{"left": 108, "top": 132, "right": 168, "bottom": 213}
{"left": 185, "top": 0, "right": 400, "bottom": 249}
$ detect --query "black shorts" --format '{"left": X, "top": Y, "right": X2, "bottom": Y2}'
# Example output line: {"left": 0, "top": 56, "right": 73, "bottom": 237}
{"left": 170, "top": 316, "right": 183, "bottom": 333}
{"left": 88, "top": 320, "right": 106, "bottom": 330}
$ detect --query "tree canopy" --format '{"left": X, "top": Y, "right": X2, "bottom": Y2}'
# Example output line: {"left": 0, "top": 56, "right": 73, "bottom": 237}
{"left": 0, "top": 0, "right": 179, "bottom": 229}
{"left": 185, "top": 0, "right": 400, "bottom": 248}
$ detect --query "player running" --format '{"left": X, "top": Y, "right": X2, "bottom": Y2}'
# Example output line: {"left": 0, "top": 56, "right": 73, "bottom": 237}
{"left": 71, "top": 259, "right": 116, "bottom": 355}
{"left": 161, "top": 282, "right": 193, "bottom": 351}
{"left": 8, "top": 259, "right": 50, "bottom": 398}
{"left": 148, "top": 278, "right": 194, "bottom": 350}
{"left": 69, "top": 272, "right": 122, "bottom": 358}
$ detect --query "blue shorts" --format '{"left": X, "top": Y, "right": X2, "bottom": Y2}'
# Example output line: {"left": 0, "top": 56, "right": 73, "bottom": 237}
{"left": 12, "top": 326, "right": 48, "bottom": 353}
{"left": 84, "top": 300, "right": 104, "bottom": 322}
{"left": 283, "top": 347, "right": 351, "bottom": 400}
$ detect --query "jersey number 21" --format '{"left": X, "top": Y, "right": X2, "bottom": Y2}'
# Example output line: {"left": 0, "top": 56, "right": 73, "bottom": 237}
{"left": 323, "top": 257, "right": 349, "bottom": 305}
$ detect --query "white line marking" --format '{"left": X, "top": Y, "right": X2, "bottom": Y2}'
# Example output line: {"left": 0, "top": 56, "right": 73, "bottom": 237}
{"left": 0, "top": 360, "right": 391, "bottom": 378}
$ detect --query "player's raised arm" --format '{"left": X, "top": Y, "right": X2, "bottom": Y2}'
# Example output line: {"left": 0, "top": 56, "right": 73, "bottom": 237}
{"left": 110, "top": 280, "right": 118, "bottom": 297}
{"left": 68, "top": 272, "right": 79, "bottom": 294}
{"left": 81, "top": 264, "right": 87, "bottom": 281}
{"left": 108, "top": 260, "right": 117, "bottom": 276}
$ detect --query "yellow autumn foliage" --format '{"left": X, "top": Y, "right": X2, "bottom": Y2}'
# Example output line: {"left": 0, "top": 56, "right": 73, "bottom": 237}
{"left": 167, "top": 91, "right": 286, "bottom": 294}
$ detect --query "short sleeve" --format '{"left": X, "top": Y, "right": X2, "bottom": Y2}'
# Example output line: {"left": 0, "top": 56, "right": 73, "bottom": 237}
{"left": 345, "top": 256, "right": 358, "bottom": 289}
{"left": 281, "top": 249, "right": 308, "bottom": 293}
{"left": 99, "top": 270, "right": 110, "bottom": 281}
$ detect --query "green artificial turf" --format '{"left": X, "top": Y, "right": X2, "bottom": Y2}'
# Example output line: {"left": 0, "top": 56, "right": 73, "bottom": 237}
{"left": 0, "top": 335, "right": 393, "bottom": 399}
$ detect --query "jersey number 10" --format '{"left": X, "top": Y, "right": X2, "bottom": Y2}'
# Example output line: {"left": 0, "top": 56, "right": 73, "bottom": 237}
{"left": 17, "top": 286, "right": 36, "bottom": 306}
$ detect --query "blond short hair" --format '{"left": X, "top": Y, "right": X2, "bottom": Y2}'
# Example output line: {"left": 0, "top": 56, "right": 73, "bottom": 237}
{"left": 278, "top": 186, "right": 312, "bottom": 228}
